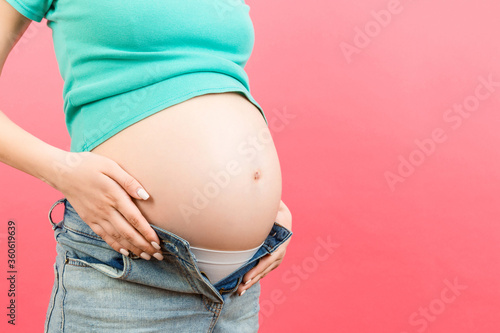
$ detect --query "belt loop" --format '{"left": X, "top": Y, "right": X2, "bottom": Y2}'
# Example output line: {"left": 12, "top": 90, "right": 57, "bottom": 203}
{"left": 48, "top": 198, "right": 66, "bottom": 230}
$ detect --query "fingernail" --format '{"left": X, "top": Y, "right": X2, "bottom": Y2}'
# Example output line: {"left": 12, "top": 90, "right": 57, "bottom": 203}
{"left": 153, "top": 252, "right": 164, "bottom": 261}
{"left": 239, "top": 290, "right": 246, "bottom": 296}
{"left": 244, "top": 278, "right": 252, "bottom": 285}
{"left": 137, "top": 188, "right": 150, "bottom": 200}
{"left": 140, "top": 252, "right": 151, "bottom": 260}
{"left": 120, "top": 248, "right": 129, "bottom": 256}
{"left": 151, "top": 241, "right": 161, "bottom": 250}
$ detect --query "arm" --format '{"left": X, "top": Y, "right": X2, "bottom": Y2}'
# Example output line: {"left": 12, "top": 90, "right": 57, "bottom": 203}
{"left": 0, "top": 0, "right": 163, "bottom": 260}
{"left": 0, "top": 0, "right": 31, "bottom": 75}
{"left": 0, "top": 0, "right": 54, "bottom": 179}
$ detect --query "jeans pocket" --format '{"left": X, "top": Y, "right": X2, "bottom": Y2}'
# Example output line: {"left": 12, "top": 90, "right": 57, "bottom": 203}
{"left": 64, "top": 256, "right": 129, "bottom": 279}
{"left": 57, "top": 226, "right": 129, "bottom": 280}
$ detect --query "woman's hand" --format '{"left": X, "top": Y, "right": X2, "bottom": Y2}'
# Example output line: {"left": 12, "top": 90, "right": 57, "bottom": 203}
{"left": 47, "top": 151, "right": 163, "bottom": 260}
{"left": 237, "top": 200, "right": 292, "bottom": 296}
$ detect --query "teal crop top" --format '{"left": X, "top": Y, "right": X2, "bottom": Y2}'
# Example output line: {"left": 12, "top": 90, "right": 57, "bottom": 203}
{"left": 5, "top": 0, "right": 268, "bottom": 152}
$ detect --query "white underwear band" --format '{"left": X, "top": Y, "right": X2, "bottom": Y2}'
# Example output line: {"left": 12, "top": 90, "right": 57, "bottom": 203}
{"left": 190, "top": 241, "right": 265, "bottom": 285}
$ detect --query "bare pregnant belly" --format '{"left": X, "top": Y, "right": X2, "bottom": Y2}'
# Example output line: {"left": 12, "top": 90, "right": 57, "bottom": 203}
{"left": 90, "top": 92, "right": 282, "bottom": 251}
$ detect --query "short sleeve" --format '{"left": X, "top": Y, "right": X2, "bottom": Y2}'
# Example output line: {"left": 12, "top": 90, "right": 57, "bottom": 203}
{"left": 4, "top": 0, "right": 54, "bottom": 22}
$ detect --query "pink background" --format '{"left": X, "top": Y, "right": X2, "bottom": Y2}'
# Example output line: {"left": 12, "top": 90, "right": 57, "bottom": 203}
{"left": 2, "top": 0, "right": 500, "bottom": 332}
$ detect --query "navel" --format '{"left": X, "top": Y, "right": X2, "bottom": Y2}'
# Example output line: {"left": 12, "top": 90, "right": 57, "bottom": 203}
{"left": 253, "top": 169, "right": 262, "bottom": 181}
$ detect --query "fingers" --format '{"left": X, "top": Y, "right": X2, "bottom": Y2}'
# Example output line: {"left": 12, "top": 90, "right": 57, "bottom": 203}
{"left": 98, "top": 158, "right": 163, "bottom": 259}
{"left": 103, "top": 159, "right": 150, "bottom": 201}
{"left": 237, "top": 201, "right": 293, "bottom": 296}
{"left": 237, "top": 252, "right": 283, "bottom": 296}
{"left": 114, "top": 195, "right": 162, "bottom": 250}
{"left": 109, "top": 208, "right": 158, "bottom": 257}
{"left": 88, "top": 222, "right": 138, "bottom": 257}
{"left": 89, "top": 209, "right": 163, "bottom": 260}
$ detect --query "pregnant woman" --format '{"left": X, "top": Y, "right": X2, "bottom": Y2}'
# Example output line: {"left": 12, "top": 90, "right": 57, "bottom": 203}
{"left": 0, "top": 0, "right": 293, "bottom": 332}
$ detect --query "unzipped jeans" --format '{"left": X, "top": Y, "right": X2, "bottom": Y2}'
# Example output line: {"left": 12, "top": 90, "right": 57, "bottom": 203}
{"left": 44, "top": 198, "right": 292, "bottom": 332}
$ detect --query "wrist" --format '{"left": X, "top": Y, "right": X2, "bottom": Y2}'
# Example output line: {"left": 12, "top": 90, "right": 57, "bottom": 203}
{"left": 37, "top": 146, "right": 74, "bottom": 191}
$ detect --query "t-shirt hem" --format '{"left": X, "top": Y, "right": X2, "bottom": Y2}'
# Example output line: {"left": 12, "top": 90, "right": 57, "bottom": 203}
{"left": 4, "top": 0, "right": 44, "bottom": 22}
{"left": 69, "top": 72, "right": 267, "bottom": 152}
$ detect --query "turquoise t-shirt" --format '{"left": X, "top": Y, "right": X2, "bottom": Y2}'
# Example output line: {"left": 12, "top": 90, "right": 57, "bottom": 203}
{"left": 5, "top": 0, "right": 268, "bottom": 152}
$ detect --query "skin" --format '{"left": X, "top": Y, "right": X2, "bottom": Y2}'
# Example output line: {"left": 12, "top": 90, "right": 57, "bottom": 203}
{"left": 0, "top": 0, "right": 293, "bottom": 296}
{"left": 238, "top": 200, "right": 292, "bottom": 296}
{"left": 89, "top": 92, "right": 284, "bottom": 253}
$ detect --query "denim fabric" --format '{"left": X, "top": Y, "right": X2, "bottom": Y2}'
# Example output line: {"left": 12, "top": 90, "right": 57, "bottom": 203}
{"left": 44, "top": 198, "right": 292, "bottom": 332}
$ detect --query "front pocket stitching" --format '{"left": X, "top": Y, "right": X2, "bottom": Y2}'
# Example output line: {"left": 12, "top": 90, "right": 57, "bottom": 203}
{"left": 65, "top": 258, "right": 91, "bottom": 267}
{"left": 63, "top": 225, "right": 104, "bottom": 241}
{"left": 64, "top": 256, "right": 129, "bottom": 280}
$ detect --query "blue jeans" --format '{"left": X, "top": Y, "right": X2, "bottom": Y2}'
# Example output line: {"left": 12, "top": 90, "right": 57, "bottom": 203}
{"left": 44, "top": 198, "right": 292, "bottom": 332}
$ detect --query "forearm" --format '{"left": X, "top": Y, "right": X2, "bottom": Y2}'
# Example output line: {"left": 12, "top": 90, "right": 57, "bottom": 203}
{"left": 0, "top": 109, "right": 68, "bottom": 190}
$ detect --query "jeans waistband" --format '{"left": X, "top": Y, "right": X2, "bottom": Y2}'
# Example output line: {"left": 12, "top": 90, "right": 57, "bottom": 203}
{"left": 48, "top": 197, "right": 293, "bottom": 296}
